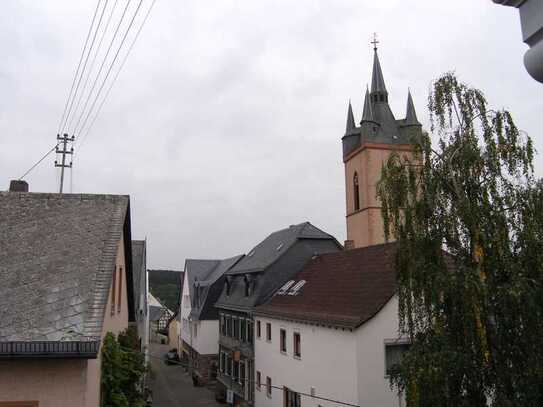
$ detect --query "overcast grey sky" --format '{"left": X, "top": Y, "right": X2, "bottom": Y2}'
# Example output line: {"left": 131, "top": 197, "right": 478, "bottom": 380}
{"left": 1, "top": 1, "right": 540, "bottom": 269}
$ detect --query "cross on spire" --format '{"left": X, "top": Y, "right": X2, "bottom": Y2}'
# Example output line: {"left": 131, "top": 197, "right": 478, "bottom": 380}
{"left": 371, "top": 33, "right": 379, "bottom": 51}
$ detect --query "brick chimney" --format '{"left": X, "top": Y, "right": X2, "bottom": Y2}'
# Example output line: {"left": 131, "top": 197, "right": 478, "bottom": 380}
{"left": 9, "top": 180, "right": 29, "bottom": 192}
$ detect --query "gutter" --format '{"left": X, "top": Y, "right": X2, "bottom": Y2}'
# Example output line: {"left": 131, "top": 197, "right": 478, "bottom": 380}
{"left": 0, "top": 340, "right": 101, "bottom": 359}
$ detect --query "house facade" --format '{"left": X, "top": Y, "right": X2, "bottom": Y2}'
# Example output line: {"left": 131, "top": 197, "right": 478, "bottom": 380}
{"left": 180, "top": 255, "right": 243, "bottom": 384}
{"left": 0, "top": 186, "right": 135, "bottom": 407}
{"left": 214, "top": 222, "right": 342, "bottom": 406}
{"left": 131, "top": 240, "right": 150, "bottom": 363}
{"left": 254, "top": 245, "right": 405, "bottom": 407}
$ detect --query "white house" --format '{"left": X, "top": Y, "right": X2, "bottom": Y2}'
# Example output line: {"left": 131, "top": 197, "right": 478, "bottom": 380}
{"left": 180, "top": 255, "right": 243, "bottom": 384}
{"left": 253, "top": 243, "right": 407, "bottom": 407}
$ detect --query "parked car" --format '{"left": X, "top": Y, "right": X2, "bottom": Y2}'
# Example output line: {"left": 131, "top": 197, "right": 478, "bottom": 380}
{"left": 165, "top": 348, "right": 179, "bottom": 365}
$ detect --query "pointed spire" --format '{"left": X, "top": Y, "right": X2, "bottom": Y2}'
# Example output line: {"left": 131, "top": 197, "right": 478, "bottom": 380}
{"left": 405, "top": 89, "right": 420, "bottom": 126}
{"left": 345, "top": 100, "right": 355, "bottom": 132}
{"left": 370, "top": 49, "right": 387, "bottom": 95}
{"left": 361, "top": 86, "right": 373, "bottom": 123}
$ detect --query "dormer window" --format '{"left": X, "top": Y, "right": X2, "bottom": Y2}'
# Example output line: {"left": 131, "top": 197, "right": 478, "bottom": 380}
{"left": 244, "top": 275, "right": 251, "bottom": 297}
{"left": 353, "top": 172, "right": 360, "bottom": 211}
{"left": 226, "top": 278, "right": 231, "bottom": 297}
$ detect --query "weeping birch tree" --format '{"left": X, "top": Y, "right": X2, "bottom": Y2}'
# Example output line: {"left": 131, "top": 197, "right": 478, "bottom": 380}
{"left": 377, "top": 72, "right": 543, "bottom": 406}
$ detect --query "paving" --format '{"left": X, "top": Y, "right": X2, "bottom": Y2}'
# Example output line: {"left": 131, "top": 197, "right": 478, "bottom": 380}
{"left": 148, "top": 343, "right": 223, "bottom": 407}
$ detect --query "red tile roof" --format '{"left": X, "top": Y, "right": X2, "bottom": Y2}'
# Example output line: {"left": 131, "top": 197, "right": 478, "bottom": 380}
{"left": 254, "top": 243, "right": 398, "bottom": 329}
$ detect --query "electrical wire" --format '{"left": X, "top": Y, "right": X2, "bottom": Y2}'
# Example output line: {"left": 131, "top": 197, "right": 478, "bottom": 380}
{"left": 59, "top": 0, "right": 109, "bottom": 137}
{"left": 77, "top": 0, "right": 156, "bottom": 150}
{"left": 56, "top": 0, "right": 102, "bottom": 136}
{"left": 74, "top": 0, "right": 143, "bottom": 138}
{"left": 66, "top": 0, "right": 120, "bottom": 135}
{"left": 68, "top": 0, "right": 131, "bottom": 138}
{"left": 130, "top": 349, "right": 362, "bottom": 407}
{"left": 19, "top": 142, "right": 60, "bottom": 180}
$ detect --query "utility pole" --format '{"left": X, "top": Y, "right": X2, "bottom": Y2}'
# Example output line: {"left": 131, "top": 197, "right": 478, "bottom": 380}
{"left": 54, "top": 133, "right": 75, "bottom": 194}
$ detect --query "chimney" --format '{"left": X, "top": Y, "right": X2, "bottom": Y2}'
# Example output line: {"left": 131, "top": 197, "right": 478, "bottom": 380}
{"left": 344, "top": 240, "right": 355, "bottom": 250}
{"left": 9, "top": 180, "right": 29, "bottom": 192}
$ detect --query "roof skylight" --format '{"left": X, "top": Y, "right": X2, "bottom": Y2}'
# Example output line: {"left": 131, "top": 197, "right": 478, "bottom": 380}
{"left": 287, "top": 280, "right": 306, "bottom": 295}
{"left": 277, "top": 280, "right": 295, "bottom": 295}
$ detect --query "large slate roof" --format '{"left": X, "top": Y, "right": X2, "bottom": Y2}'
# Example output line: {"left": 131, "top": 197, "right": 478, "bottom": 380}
{"left": 0, "top": 192, "right": 133, "bottom": 342}
{"left": 216, "top": 222, "right": 342, "bottom": 312}
{"left": 186, "top": 255, "right": 244, "bottom": 320}
{"left": 254, "top": 243, "right": 398, "bottom": 329}
{"left": 227, "top": 222, "right": 337, "bottom": 275}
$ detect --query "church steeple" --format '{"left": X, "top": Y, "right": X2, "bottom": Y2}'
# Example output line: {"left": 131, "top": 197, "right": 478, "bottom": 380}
{"left": 345, "top": 100, "right": 355, "bottom": 133}
{"left": 361, "top": 86, "right": 374, "bottom": 123}
{"left": 370, "top": 47, "right": 388, "bottom": 103}
{"left": 404, "top": 89, "right": 421, "bottom": 126}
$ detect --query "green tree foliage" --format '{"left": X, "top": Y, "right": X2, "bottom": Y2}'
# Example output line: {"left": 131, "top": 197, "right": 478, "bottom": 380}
{"left": 101, "top": 328, "right": 147, "bottom": 407}
{"left": 377, "top": 72, "right": 543, "bottom": 406}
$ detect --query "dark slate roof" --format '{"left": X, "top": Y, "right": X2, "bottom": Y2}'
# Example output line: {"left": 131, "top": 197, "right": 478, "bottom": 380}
{"left": 216, "top": 222, "right": 342, "bottom": 312}
{"left": 227, "top": 222, "right": 338, "bottom": 275}
{"left": 0, "top": 192, "right": 134, "bottom": 342}
{"left": 187, "top": 255, "right": 244, "bottom": 321}
{"left": 254, "top": 243, "right": 398, "bottom": 329}
{"left": 342, "top": 49, "right": 422, "bottom": 159}
{"left": 371, "top": 50, "right": 387, "bottom": 94}
{"left": 132, "top": 240, "right": 146, "bottom": 314}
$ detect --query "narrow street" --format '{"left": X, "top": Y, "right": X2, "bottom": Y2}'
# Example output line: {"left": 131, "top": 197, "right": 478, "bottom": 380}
{"left": 148, "top": 343, "right": 223, "bottom": 407}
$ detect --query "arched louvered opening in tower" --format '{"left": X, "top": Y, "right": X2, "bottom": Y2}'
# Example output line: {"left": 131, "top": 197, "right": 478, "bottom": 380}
{"left": 354, "top": 172, "right": 360, "bottom": 211}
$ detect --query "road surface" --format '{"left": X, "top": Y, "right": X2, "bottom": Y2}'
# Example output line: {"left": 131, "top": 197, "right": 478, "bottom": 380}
{"left": 148, "top": 343, "right": 223, "bottom": 407}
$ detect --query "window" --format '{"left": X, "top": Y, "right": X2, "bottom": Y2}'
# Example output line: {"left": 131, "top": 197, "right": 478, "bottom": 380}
{"left": 266, "top": 323, "right": 272, "bottom": 342}
{"left": 288, "top": 280, "right": 306, "bottom": 296}
{"left": 256, "top": 320, "right": 261, "bottom": 338}
{"left": 385, "top": 343, "right": 410, "bottom": 376}
{"left": 266, "top": 376, "right": 272, "bottom": 398}
{"left": 256, "top": 371, "right": 261, "bottom": 391}
{"left": 226, "top": 316, "right": 232, "bottom": 337}
{"left": 233, "top": 317, "right": 239, "bottom": 340}
{"left": 353, "top": 172, "right": 360, "bottom": 211}
{"left": 244, "top": 275, "right": 251, "bottom": 297}
{"left": 225, "top": 279, "right": 231, "bottom": 296}
{"left": 284, "top": 388, "right": 301, "bottom": 407}
{"left": 293, "top": 332, "right": 301, "bottom": 358}
{"left": 239, "top": 360, "right": 245, "bottom": 385}
{"left": 220, "top": 352, "right": 225, "bottom": 373}
{"left": 233, "top": 360, "right": 239, "bottom": 381}
{"left": 111, "top": 268, "right": 117, "bottom": 315}
{"left": 193, "top": 322, "right": 198, "bottom": 338}
{"left": 226, "top": 355, "right": 232, "bottom": 376}
{"left": 241, "top": 319, "right": 247, "bottom": 342}
{"left": 277, "top": 280, "right": 295, "bottom": 295}
{"left": 248, "top": 321, "right": 254, "bottom": 344}
{"left": 117, "top": 267, "right": 122, "bottom": 313}
{"left": 280, "top": 329, "right": 287, "bottom": 353}
{"left": 220, "top": 314, "right": 226, "bottom": 335}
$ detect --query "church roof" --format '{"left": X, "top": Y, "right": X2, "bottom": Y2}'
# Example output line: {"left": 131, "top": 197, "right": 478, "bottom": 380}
{"left": 346, "top": 101, "right": 355, "bottom": 132}
{"left": 371, "top": 50, "right": 388, "bottom": 95}
{"left": 342, "top": 46, "right": 423, "bottom": 159}
{"left": 254, "top": 243, "right": 398, "bottom": 329}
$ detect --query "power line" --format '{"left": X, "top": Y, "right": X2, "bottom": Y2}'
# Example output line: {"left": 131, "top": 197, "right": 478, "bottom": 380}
{"left": 78, "top": 0, "right": 157, "bottom": 150}
{"left": 56, "top": 0, "right": 102, "bottom": 135}
{"left": 72, "top": 0, "right": 140, "bottom": 138}
{"left": 59, "top": 0, "right": 109, "bottom": 137}
{"left": 135, "top": 349, "right": 362, "bottom": 407}
{"left": 66, "top": 0, "right": 120, "bottom": 135}
{"left": 19, "top": 142, "right": 60, "bottom": 180}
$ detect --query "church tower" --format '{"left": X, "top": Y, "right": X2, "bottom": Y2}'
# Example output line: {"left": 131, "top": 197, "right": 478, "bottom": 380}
{"left": 342, "top": 43, "right": 422, "bottom": 249}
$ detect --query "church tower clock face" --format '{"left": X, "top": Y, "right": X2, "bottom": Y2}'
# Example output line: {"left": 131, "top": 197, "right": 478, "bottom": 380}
{"left": 342, "top": 39, "right": 422, "bottom": 249}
